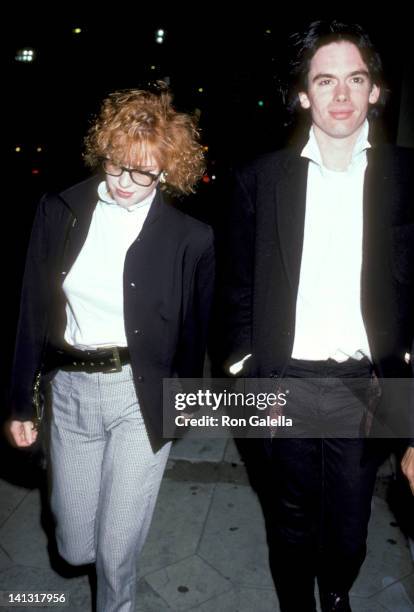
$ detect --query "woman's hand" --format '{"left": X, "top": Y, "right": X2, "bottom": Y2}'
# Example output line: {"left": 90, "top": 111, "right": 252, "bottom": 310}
{"left": 401, "top": 446, "right": 414, "bottom": 495}
{"left": 6, "top": 419, "right": 38, "bottom": 448}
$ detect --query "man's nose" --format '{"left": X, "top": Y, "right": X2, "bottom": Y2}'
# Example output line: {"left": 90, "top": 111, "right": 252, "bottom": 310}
{"left": 334, "top": 82, "right": 350, "bottom": 102}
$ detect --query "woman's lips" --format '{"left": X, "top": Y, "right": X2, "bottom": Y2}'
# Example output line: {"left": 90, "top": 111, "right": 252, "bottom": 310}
{"left": 116, "top": 189, "right": 134, "bottom": 198}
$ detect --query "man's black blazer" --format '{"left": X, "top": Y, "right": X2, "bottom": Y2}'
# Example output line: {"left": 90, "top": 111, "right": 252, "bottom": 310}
{"left": 217, "top": 145, "right": 414, "bottom": 437}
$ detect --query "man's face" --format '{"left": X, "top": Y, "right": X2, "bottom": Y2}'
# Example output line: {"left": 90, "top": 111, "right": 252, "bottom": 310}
{"left": 298, "top": 41, "right": 380, "bottom": 141}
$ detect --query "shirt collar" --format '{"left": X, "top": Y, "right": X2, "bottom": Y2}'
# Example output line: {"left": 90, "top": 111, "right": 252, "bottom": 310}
{"left": 301, "top": 119, "right": 371, "bottom": 169}
{"left": 97, "top": 181, "right": 156, "bottom": 212}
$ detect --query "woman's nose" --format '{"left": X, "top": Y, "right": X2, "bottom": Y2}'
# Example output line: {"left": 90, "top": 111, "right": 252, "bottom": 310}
{"left": 119, "top": 170, "right": 133, "bottom": 188}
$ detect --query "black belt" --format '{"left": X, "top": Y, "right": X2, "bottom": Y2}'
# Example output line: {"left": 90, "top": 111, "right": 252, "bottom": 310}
{"left": 46, "top": 346, "right": 130, "bottom": 373}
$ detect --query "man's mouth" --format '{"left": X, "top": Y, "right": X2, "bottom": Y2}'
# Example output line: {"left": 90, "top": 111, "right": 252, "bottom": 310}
{"left": 329, "top": 110, "right": 354, "bottom": 120}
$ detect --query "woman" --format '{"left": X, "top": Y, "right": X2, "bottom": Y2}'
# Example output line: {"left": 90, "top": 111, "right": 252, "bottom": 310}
{"left": 7, "top": 83, "right": 214, "bottom": 611}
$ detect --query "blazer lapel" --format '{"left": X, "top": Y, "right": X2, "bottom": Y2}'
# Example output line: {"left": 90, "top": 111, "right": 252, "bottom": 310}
{"left": 137, "top": 188, "right": 165, "bottom": 238}
{"left": 361, "top": 147, "right": 392, "bottom": 322}
{"left": 275, "top": 153, "right": 309, "bottom": 292}
{"left": 58, "top": 175, "right": 101, "bottom": 274}
{"left": 363, "top": 147, "right": 392, "bottom": 233}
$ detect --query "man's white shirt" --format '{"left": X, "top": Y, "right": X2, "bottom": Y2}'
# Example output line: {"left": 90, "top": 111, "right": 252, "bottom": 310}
{"left": 230, "top": 120, "right": 372, "bottom": 373}
{"left": 291, "top": 120, "right": 371, "bottom": 362}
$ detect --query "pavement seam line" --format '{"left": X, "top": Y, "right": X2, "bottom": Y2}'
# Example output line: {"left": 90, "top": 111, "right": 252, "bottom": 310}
{"left": 0, "top": 488, "right": 32, "bottom": 530}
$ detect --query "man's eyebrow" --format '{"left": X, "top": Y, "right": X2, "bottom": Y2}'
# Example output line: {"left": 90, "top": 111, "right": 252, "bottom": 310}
{"left": 348, "top": 69, "right": 370, "bottom": 78}
{"left": 311, "top": 69, "right": 370, "bottom": 83}
{"left": 311, "top": 72, "right": 335, "bottom": 83}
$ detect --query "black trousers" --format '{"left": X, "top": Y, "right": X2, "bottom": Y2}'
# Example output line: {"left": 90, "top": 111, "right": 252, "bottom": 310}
{"left": 266, "top": 358, "right": 381, "bottom": 612}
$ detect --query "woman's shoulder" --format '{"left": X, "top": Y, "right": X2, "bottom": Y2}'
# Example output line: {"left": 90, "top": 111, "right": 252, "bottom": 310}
{"left": 160, "top": 199, "right": 213, "bottom": 243}
{"left": 39, "top": 175, "right": 94, "bottom": 203}
{"left": 39, "top": 175, "right": 99, "bottom": 220}
{"left": 59, "top": 174, "right": 99, "bottom": 198}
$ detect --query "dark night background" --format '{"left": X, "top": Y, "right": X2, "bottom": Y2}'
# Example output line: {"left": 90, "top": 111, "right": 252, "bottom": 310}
{"left": 3, "top": 7, "right": 414, "bottom": 412}
{"left": 0, "top": 10, "right": 413, "bottom": 584}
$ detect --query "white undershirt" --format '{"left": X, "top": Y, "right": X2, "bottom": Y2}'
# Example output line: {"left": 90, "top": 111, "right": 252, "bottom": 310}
{"left": 62, "top": 181, "right": 154, "bottom": 349}
{"left": 291, "top": 120, "right": 371, "bottom": 362}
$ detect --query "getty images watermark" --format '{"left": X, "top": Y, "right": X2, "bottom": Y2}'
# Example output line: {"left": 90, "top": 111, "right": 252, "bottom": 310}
{"left": 173, "top": 387, "right": 291, "bottom": 428}
{"left": 162, "top": 378, "right": 414, "bottom": 439}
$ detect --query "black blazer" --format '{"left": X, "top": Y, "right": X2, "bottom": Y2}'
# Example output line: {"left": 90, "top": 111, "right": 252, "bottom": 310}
{"left": 216, "top": 144, "right": 414, "bottom": 437}
{"left": 10, "top": 175, "right": 215, "bottom": 451}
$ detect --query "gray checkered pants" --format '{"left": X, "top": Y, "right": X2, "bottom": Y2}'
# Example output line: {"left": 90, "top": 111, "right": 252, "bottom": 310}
{"left": 49, "top": 365, "right": 171, "bottom": 612}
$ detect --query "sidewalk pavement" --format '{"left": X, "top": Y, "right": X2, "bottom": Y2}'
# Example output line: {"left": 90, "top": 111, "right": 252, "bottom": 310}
{"left": 0, "top": 433, "right": 413, "bottom": 611}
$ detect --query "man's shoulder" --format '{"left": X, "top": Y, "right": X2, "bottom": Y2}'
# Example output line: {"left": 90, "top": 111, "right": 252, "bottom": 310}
{"left": 368, "top": 145, "right": 414, "bottom": 193}
{"left": 369, "top": 144, "right": 414, "bottom": 167}
{"left": 235, "top": 147, "right": 301, "bottom": 178}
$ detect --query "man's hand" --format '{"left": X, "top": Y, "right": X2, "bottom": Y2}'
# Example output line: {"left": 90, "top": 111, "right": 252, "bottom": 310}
{"left": 401, "top": 446, "right": 414, "bottom": 495}
{"left": 6, "top": 419, "right": 38, "bottom": 448}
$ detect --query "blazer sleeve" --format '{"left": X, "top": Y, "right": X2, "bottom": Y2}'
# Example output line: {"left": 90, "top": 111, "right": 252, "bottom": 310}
{"left": 212, "top": 168, "right": 256, "bottom": 375}
{"left": 174, "top": 227, "right": 215, "bottom": 379}
{"left": 411, "top": 339, "right": 414, "bottom": 447}
{"left": 8, "top": 195, "right": 51, "bottom": 420}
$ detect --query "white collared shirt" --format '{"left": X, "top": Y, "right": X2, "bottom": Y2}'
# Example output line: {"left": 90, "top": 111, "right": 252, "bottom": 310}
{"left": 62, "top": 182, "right": 155, "bottom": 349}
{"left": 291, "top": 120, "right": 372, "bottom": 362}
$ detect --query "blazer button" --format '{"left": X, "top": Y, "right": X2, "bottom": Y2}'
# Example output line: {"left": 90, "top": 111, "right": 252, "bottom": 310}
{"left": 130, "top": 282, "right": 136, "bottom": 288}
{"left": 137, "top": 375, "right": 144, "bottom": 382}
{"left": 134, "top": 329, "right": 141, "bottom": 335}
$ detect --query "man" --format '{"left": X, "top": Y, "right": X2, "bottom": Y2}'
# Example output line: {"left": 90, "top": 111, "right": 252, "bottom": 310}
{"left": 218, "top": 20, "right": 414, "bottom": 612}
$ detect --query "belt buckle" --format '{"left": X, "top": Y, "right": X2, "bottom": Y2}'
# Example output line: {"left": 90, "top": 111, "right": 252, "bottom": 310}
{"left": 105, "top": 346, "right": 122, "bottom": 373}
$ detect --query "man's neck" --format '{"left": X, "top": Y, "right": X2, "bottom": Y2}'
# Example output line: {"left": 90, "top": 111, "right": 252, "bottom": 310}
{"left": 313, "top": 124, "right": 364, "bottom": 171}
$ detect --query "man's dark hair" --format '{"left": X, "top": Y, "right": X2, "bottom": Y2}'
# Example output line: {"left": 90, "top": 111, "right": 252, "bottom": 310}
{"left": 281, "top": 20, "right": 387, "bottom": 118}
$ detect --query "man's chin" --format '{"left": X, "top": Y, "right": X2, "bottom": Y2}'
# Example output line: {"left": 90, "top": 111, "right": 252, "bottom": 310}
{"left": 326, "top": 123, "right": 363, "bottom": 140}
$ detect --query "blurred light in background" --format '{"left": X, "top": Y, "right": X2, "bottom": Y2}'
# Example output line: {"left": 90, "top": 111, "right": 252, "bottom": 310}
{"left": 15, "top": 48, "right": 35, "bottom": 63}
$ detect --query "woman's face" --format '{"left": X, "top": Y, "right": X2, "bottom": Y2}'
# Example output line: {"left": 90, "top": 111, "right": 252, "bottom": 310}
{"left": 104, "top": 154, "right": 161, "bottom": 209}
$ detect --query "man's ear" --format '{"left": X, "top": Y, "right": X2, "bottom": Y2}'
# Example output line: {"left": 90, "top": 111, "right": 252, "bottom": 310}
{"left": 369, "top": 84, "right": 380, "bottom": 104}
{"left": 298, "top": 92, "right": 311, "bottom": 109}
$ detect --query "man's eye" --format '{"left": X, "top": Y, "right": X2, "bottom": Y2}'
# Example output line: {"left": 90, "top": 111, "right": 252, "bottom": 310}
{"left": 318, "top": 79, "right": 332, "bottom": 86}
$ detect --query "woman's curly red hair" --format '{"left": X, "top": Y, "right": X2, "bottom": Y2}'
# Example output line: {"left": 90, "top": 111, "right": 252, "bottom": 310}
{"left": 84, "top": 83, "right": 205, "bottom": 195}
